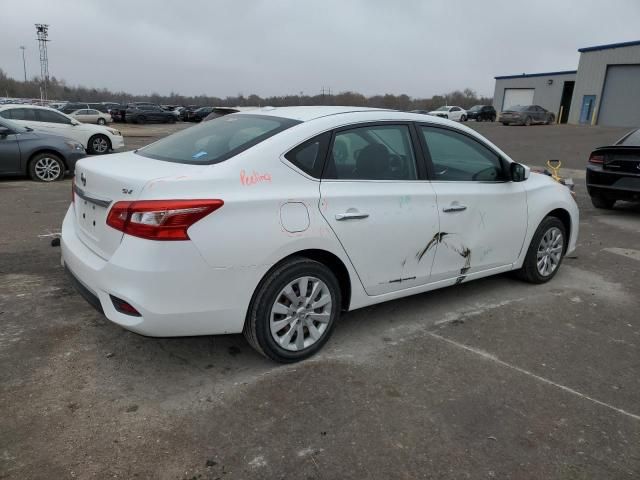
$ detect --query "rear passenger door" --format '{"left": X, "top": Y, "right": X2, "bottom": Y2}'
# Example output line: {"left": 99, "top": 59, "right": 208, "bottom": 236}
{"left": 319, "top": 123, "right": 440, "bottom": 295}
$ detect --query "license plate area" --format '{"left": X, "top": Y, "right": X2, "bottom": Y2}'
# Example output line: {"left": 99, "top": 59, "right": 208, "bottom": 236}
{"left": 76, "top": 199, "right": 107, "bottom": 240}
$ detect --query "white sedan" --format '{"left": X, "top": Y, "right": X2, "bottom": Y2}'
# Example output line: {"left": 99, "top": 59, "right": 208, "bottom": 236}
{"left": 68, "top": 108, "right": 113, "bottom": 125}
{"left": 61, "top": 107, "right": 578, "bottom": 362}
{"left": 428, "top": 105, "right": 467, "bottom": 121}
{"left": 0, "top": 105, "right": 124, "bottom": 155}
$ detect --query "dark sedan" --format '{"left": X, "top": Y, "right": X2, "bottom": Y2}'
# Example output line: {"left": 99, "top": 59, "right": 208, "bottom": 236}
{"left": 203, "top": 107, "right": 240, "bottom": 121}
{"left": 500, "top": 105, "right": 555, "bottom": 126}
{"left": 586, "top": 128, "right": 640, "bottom": 209}
{"left": 125, "top": 104, "right": 176, "bottom": 124}
{"left": 0, "top": 117, "right": 86, "bottom": 181}
{"left": 467, "top": 105, "right": 496, "bottom": 122}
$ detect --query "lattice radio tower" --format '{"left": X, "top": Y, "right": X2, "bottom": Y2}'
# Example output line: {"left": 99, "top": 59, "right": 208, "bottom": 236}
{"left": 35, "top": 24, "right": 50, "bottom": 101}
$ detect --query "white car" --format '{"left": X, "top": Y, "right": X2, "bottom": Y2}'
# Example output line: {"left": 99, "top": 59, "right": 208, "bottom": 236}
{"left": 0, "top": 105, "right": 124, "bottom": 155}
{"left": 61, "top": 107, "right": 578, "bottom": 362}
{"left": 428, "top": 105, "right": 467, "bottom": 121}
{"left": 68, "top": 108, "right": 113, "bottom": 126}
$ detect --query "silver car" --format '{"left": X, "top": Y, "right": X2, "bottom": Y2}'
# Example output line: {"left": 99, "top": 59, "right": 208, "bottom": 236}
{"left": 0, "top": 117, "right": 86, "bottom": 181}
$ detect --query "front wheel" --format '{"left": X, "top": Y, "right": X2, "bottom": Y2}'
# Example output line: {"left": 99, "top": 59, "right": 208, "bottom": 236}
{"left": 29, "top": 153, "right": 65, "bottom": 182}
{"left": 524, "top": 116, "right": 532, "bottom": 126}
{"left": 244, "top": 257, "right": 341, "bottom": 363}
{"left": 88, "top": 134, "right": 111, "bottom": 155}
{"left": 516, "top": 216, "right": 566, "bottom": 284}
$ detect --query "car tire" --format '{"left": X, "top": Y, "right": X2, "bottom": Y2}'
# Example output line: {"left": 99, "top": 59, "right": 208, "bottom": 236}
{"left": 88, "top": 134, "right": 111, "bottom": 155}
{"left": 590, "top": 195, "right": 616, "bottom": 209}
{"left": 524, "top": 116, "right": 532, "bottom": 126}
{"left": 476, "top": 117, "right": 482, "bottom": 122}
{"left": 28, "top": 152, "right": 65, "bottom": 182}
{"left": 546, "top": 115, "right": 555, "bottom": 125}
{"left": 97, "top": 118, "right": 106, "bottom": 125}
{"left": 501, "top": 122, "right": 508, "bottom": 126}
{"left": 490, "top": 115, "right": 496, "bottom": 122}
{"left": 137, "top": 116, "right": 146, "bottom": 125}
{"left": 244, "top": 257, "right": 342, "bottom": 363}
{"left": 516, "top": 216, "right": 566, "bottom": 284}
{"left": 461, "top": 115, "right": 467, "bottom": 122}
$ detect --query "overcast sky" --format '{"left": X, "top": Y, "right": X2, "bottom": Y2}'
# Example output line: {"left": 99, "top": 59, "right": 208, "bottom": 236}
{"left": 1, "top": 0, "right": 639, "bottom": 99}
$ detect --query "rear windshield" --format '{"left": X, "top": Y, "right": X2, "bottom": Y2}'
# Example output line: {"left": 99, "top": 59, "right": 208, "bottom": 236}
{"left": 137, "top": 114, "right": 301, "bottom": 164}
{"left": 618, "top": 128, "right": 640, "bottom": 146}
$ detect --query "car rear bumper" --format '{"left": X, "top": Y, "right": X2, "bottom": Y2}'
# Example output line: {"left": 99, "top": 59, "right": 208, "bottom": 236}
{"left": 60, "top": 206, "right": 255, "bottom": 337}
{"left": 586, "top": 165, "right": 640, "bottom": 200}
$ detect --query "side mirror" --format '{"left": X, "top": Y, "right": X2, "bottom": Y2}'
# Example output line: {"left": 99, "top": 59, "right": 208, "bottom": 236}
{"left": 511, "top": 162, "right": 530, "bottom": 182}
{"left": 71, "top": 120, "right": 80, "bottom": 126}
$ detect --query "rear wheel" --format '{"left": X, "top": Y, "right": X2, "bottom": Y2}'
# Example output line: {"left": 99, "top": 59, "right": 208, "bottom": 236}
{"left": 517, "top": 216, "right": 566, "bottom": 284}
{"left": 88, "top": 134, "right": 111, "bottom": 155}
{"left": 524, "top": 116, "right": 532, "bottom": 126}
{"left": 546, "top": 115, "right": 555, "bottom": 125}
{"left": 97, "top": 118, "right": 106, "bottom": 125}
{"left": 460, "top": 115, "right": 467, "bottom": 122}
{"left": 244, "top": 257, "right": 341, "bottom": 363}
{"left": 501, "top": 122, "right": 508, "bottom": 126}
{"left": 29, "top": 153, "right": 65, "bottom": 182}
{"left": 490, "top": 115, "right": 496, "bottom": 122}
{"left": 591, "top": 195, "right": 616, "bottom": 209}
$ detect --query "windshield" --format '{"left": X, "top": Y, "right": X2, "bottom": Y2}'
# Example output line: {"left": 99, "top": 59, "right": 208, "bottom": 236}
{"left": 137, "top": 114, "right": 301, "bottom": 164}
{"left": 435, "top": 106, "right": 449, "bottom": 111}
{"left": 0, "top": 116, "right": 30, "bottom": 133}
{"left": 508, "top": 105, "right": 528, "bottom": 112}
{"left": 469, "top": 105, "right": 482, "bottom": 111}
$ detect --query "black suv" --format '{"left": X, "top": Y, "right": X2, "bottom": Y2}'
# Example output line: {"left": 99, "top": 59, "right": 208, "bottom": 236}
{"left": 59, "top": 102, "right": 90, "bottom": 114}
{"left": 466, "top": 105, "right": 496, "bottom": 122}
{"left": 125, "top": 104, "right": 176, "bottom": 124}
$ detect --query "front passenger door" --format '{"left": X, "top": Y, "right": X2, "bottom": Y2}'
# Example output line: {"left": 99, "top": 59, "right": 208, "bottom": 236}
{"left": 419, "top": 125, "right": 528, "bottom": 282}
{"left": 320, "top": 123, "right": 440, "bottom": 295}
{"left": 0, "top": 127, "right": 21, "bottom": 174}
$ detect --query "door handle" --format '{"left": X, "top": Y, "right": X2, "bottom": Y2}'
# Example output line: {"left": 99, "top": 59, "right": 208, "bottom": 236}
{"left": 442, "top": 204, "right": 467, "bottom": 213}
{"left": 335, "top": 212, "right": 369, "bottom": 221}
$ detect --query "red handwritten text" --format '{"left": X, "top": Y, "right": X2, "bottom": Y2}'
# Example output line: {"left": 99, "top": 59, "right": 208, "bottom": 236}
{"left": 240, "top": 169, "right": 272, "bottom": 186}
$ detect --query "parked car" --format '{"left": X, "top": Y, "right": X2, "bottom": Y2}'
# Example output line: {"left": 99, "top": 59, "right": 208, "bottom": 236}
{"left": 69, "top": 109, "right": 112, "bottom": 125}
{"left": 108, "top": 105, "right": 127, "bottom": 122}
{"left": 59, "top": 102, "right": 90, "bottom": 114}
{"left": 428, "top": 106, "right": 467, "bottom": 121}
{"left": 125, "top": 104, "right": 176, "bottom": 124}
{"left": 0, "top": 105, "right": 124, "bottom": 155}
{"left": 500, "top": 105, "right": 555, "bottom": 126}
{"left": 180, "top": 105, "right": 201, "bottom": 122}
{"left": 408, "top": 110, "right": 430, "bottom": 115}
{"left": 0, "top": 117, "right": 86, "bottom": 181}
{"left": 61, "top": 106, "right": 578, "bottom": 362}
{"left": 185, "top": 106, "right": 214, "bottom": 122}
{"left": 466, "top": 105, "right": 496, "bottom": 122}
{"left": 586, "top": 128, "right": 640, "bottom": 209}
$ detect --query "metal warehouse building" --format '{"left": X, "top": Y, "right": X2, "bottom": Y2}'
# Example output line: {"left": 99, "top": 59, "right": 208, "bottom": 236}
{"left": 493, "top": 39, "right": 640, "bottom": 127}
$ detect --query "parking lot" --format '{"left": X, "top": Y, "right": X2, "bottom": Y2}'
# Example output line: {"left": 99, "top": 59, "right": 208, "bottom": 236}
{"left": 1, "top": 121, "right": 639, "bottom": 479}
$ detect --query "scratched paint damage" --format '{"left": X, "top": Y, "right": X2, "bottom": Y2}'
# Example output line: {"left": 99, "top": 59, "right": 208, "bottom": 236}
{"left": 416, "top": 231, "right": 472, "bottom": 285}
{"left": 416, "top": 232, "right": 449, "bottom": 262}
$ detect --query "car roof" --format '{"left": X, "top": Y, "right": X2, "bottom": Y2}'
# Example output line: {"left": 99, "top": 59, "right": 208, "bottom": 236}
{"left": 235, "top": 106, "right": 393, "bottom": 122}
{"left": 0, "top": 104, "right": 60, "bottom": 111}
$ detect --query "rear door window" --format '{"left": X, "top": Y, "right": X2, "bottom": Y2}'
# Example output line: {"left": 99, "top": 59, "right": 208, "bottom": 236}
{"left": 137, "top": 114, "right": 301, "bottom": 164}
{"left": 324, "top": 124, "right": 418, "bottom": 180}
{"left": 9, "top": 108, "right": 37, "bottom": 121}
{"left": 36, "top": 109, "right": 71, "bottom": 124}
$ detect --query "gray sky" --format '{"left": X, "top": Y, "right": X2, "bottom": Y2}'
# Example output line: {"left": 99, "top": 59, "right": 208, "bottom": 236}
{"left": 1, "top": 0, "right": 639, "bottom": 99}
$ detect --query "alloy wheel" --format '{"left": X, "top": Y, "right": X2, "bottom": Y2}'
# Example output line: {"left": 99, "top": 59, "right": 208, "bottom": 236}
{"left": 536, "top": 227, "right": 563, "bottom": 276}
{"left": 34, "top": 157, "right": 61, "bottom": 181}
{"left": 92, "top": 137, "right": 109, "bottom": 153}
{"left": 270, "top": 276, "right": 332, "bottom": 351}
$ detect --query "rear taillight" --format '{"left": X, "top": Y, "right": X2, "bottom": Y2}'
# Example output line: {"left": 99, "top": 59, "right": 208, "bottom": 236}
{"left": 589, "top": 153, "right": 604, "bottom": 164}
{"left": 106, "top": 199, "right": 223, "bottom": 240}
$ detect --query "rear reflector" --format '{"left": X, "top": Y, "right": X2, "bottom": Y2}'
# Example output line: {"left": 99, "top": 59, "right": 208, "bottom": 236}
{"left": 110, "top": 295, "right": 141, "bottom": 316}
{"left": 589, "top": 153, "right": 604, "bottom": 164}
{"left": 106, "top": 199, "right": 223, "bottom": 240}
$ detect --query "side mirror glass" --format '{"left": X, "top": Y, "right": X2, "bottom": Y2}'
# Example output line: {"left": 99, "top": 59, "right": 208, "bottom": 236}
{"left": 511, "top": 162, "right": 529, "bottom": 182}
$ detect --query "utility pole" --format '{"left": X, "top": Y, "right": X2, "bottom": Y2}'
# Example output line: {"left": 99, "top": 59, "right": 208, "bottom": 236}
{"left": 35, "top": 24, "right": 50, "bottom": 101}
{"left": 19, "top": 46, "right": 27, "bottom": 82}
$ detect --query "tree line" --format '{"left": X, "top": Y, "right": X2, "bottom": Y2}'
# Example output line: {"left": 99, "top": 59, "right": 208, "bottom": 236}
{"left": 0, "top": 69, "right": 492, "bottom": 111}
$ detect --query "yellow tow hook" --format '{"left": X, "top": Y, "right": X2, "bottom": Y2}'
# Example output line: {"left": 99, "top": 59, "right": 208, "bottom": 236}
{"left": 546, "top": 159, "right": 576, "bottom": 200}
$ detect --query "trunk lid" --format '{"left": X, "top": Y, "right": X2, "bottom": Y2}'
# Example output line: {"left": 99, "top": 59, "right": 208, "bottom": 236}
{"left": 601, "top": 147, "right": 640, "bottom": 174}
{"left": 72, "top": 151, "right": 204, "bottom": 260}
